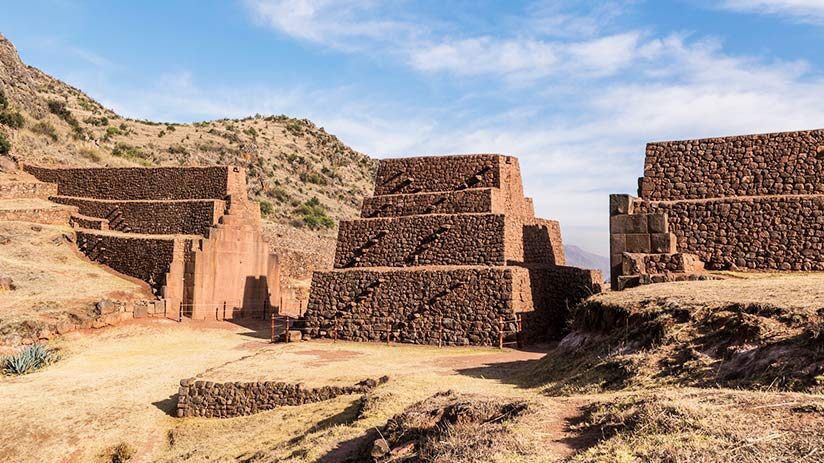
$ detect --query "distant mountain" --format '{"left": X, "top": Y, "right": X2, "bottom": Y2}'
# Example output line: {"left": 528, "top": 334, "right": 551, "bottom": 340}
{"left": 565, "top": 245, "right": 610, "bottom": 281}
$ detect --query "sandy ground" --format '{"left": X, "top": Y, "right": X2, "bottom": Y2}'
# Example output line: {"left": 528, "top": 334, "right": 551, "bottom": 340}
{"left": 0, "top": 319, "right": 565, "bottom": 463}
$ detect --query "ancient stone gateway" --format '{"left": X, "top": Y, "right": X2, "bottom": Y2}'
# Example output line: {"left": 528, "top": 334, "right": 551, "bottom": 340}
{"left": 24, "top": 165, "right": 279, "bottom": 319}
{"left": 304, "top": 154, "right": 603, "bottom": 346}
{"left": 610, "top": 128, "right": 824, "bottom": 290}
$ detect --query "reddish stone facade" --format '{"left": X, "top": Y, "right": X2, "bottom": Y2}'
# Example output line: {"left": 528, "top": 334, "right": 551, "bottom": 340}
{"left": 611, "top": 129, "right": 824, "bottom": 289}
{"left": 305, "top": 154, "right": 602, "bottom": 346}
{"left": 25, "top": 165, "right": 280, "bottom": 319}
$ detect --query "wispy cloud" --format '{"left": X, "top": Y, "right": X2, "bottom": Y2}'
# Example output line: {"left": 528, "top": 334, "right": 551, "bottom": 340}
{"left": 242, "top": 0, "right": 420, "bottom": 51}
{"left": 719, "top": 0, "right": 824, "bottom": 23}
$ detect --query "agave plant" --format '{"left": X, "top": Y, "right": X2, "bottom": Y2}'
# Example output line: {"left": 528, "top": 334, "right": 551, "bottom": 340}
{"left": 2, "top": 344, "right": 59, "bottom": 375}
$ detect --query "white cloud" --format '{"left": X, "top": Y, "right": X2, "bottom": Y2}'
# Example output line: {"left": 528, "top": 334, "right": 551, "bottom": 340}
{"left": 720, "top": 0, "right": 824, "bottom": 23}
{"left": 242, "top": 0, "right": 418, "bottom": 50}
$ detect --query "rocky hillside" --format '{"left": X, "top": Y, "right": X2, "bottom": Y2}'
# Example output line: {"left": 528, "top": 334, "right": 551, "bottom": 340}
{"left": 0, "top": 33, "right": 376, "bottom": 296}
{"left": 0, "top": 34, "right": 375, "bottom": 225}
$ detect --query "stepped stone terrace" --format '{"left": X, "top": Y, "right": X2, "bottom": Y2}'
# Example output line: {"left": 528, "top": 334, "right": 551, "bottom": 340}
{"left": 610, "top": 128, "right": 824, "bottom": 290}
{"left": 304, "top": 154, "right": 603, "bottom": 347}
{"left": 24, "top": 165, "right": 280, "bottom": 319}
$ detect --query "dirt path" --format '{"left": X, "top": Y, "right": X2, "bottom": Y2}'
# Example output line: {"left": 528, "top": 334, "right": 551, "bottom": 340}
{"left": 0, "top": 321, "right": 587, "bottom": 462}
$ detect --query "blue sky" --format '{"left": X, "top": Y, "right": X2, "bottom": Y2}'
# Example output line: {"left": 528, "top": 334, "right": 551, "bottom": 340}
{"left": 3, "top": 0, "right": 824, "bottom": 256}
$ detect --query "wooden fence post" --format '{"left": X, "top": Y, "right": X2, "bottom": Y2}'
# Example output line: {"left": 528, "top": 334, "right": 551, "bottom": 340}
{"left": 270, "top": 314, "right": 275, "bottom": 343}
{"left": 498, "top": 316, "right": 503, "bottom": 350}
{"left": 333, "top": 317, "right": 338, "bottom": 343}
{"left": 285, "top": 317, "right": 291, "bottom": 343}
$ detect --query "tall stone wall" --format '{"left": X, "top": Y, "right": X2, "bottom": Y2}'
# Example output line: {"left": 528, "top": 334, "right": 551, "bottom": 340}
{"left": 640, "top": 129, "right": 824, "bottom": 200}
{"left": 611, "top": 128, "right": 824, "bottom": 289}
{"left": 634, "top": 195, "right": 824, "bottom": 271}
{"left": 306, "top": 267, "right": 515, "bottom": 345}
{"left": 306, "top": 154, "right": 602, "bottom": 346}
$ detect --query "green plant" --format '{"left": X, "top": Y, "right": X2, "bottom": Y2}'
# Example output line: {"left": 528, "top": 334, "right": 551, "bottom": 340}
{"left": 112, "top": 143, "right": 152, "bottom": 166}
{"left": 244, "top": 127, "right": 258, "bottom": 138}
{"left": 166, "top": 125, "right": 176, "bottom": 132}
{"left": 2, "top": 344, "right": 59, "bottom": 375}
{"left": 0, "top": 133, "right": 10, "bottom": 155}
{"left": 271, "top": 186, "right": 290, "bottom": 203}
{"left": 299, "top": 171, "right": 328, "bottom": 186}
{"left": 0, "top": 110, "right": 24, "bottom": 129}
{"left": 0, "top": 87, "right": 7, "bottom": 109}
{"left": 296, "top": 197, "right": 335, "bottom": 229}
{"left": 285, "top": 120, "right": 304, "bottom": 136}
{"left": 259, "top": 199, "right": 274, "bottom": 217}
{"left": 83, "top": 116, "right": 109, "bottom": 126}
{"left": 47, "top": 100, "right": 72, "bottom": 121}
{"left": 78, "top": 147, "right": 102, "bottom": 162}
{"left": 31, "top": 122, "right": 59, "bottom": 141}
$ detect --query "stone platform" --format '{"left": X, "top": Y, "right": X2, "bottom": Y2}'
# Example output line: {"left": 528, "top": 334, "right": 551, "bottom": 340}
{"left": 305, "top": 154, "right": 602, "bottom": 346}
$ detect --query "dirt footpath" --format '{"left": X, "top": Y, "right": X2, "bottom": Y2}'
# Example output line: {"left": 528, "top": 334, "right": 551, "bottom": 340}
{"left": 0, "top": 320, "right": 556, "bottom": 463}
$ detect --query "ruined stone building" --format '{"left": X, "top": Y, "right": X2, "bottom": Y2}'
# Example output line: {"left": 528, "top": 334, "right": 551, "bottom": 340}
{"left": 24, "top": 165, "right": 279, "bottom": 319}
{"left": 304, "top": 154, "right": 603, "bottom": 346}
{"left": 611, "top": 128, "right": 824, "bottom": 290}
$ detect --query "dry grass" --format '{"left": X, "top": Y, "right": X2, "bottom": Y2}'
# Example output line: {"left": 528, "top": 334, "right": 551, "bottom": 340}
{"left": 597, "top": 272, "right": 824, "bottom": 310}
{"left": 568, "top": 389, "right": 824, "bottom": 462}
{"left": 0, "top": 220, "right": 148, "bottom": 345}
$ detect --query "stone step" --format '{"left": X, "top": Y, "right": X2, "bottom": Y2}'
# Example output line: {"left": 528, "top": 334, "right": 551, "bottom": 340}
{"left": 621, "top": 252, "right": 705, "bottom": 276}
{"left": 0, "top": 181, "right": 57, "bottom": 200}
{"left": 69, "top": 213, "right": 109, "bottom": 230}
{"left": 0, "top": 199, "right": 76, "bottom": 225}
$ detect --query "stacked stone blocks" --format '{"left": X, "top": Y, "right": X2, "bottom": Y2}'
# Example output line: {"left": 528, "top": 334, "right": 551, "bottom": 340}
{"left": 611, "top": 128, "right": 824, "bottom": 289}
{"left": 305, "top": 154, "right": 602, "bottom": 346}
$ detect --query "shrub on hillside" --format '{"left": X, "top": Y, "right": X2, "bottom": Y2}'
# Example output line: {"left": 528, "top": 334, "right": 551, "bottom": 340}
{"left": 296, "top": 197, "right": 335, "bottom": 230}
{"left": 0, "top": 87, "right": 7, "bottom": 109}
{"left": 299, "top": 171, "right": 328, "bottom": 186}
{"left": 0, "top": 133, "right": 10, "bottom": 155}
{"left": 31, "top": 122, "right": 59, "bottom": 141}
{"left": 0, "top": 110, "right": 24, "bottom": 129}
{"left": 112, "top": 143, "right": 152, "bottom": 167}
{"left": 2, "top": 344, "right": 60, "bottom": 376}
{"left": 259, "top": 199, "right": 274, "bottom": 217}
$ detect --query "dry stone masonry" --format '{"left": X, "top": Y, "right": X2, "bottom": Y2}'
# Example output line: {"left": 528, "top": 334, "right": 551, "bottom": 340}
{"left": 24, "top": 165, "right": 280, "bottom": 319}
{"left": 305, "top": 154, "right": 603, "bottom": 346}
{"left": 176, "top": 376, "right": 388, "bottom": 418}
{"left": 611, "top": 128, "right": 824, "bottom": 290}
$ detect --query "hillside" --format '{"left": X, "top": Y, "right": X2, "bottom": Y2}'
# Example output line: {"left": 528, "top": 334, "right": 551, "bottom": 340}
{"left": 0, "top": 33, "right": 379, "bottom": 298}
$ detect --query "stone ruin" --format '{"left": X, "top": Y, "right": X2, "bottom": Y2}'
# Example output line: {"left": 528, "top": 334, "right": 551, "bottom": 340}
{"left": 24, "top": 165, "right": 279, "bottom": 319}
{"left": 611, "top": 128, "right": 824, "bottom": 290}
{"left": 304, "top": 154, "right": 603, "bottom": 346}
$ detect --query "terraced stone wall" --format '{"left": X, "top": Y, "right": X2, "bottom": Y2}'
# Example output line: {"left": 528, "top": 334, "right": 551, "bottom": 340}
{"left": 334, "top": 214, "right": 508, "bottom": 268}
{"left": 24, "top": 165, "right": 239, "bottom": 200}
{"left": 75, "top": 231, "right": 196, "bottom": 294}
{"left": 52, "top": 196, "right": 223, "bottom": 236}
